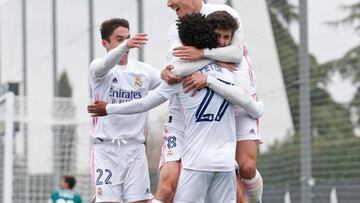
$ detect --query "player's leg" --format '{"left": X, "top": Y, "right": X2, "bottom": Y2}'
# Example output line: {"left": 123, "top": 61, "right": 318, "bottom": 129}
{"left": 173, "top": 169, "right": 211, "bottom": 203}
{"left": 236, "top": 140, "right": 263, "bottom": 203}
{"left": 154, "top": 118, "right": 184, "bottom": 203}
{"left": 123, "top": 144, "right": 153, "bottom": 203}
{"left": 236, "top": 174, "right": 247, "bottom": 203}
{"left": 155, "top": 161, "right": 181, "bottom": 203}
{"left": 206, "top": 171, "right": 236, "bottom": 203}
{"left": 92, "top": 141, "right": 124, "bottom": 203}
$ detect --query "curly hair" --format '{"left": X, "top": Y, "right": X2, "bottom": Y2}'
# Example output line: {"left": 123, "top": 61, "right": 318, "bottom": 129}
{"left": 176, "top": 13, "right": 218, "bottom": 49}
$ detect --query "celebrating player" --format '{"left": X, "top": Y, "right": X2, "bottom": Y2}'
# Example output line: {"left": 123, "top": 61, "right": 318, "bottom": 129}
{"left": 89, "top": 18, "right": 161, "bottom": 203}
{"left": 88, "top": 12, "right": 263, "bottom": 203}
{"left": 162, "top": 1, "right": 264, "bottom": 203}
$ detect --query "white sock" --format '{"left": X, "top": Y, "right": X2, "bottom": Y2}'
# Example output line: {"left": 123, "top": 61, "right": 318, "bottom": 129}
{"left": 242, "top": 169, "right": 263, "bottom": 203}
{"left": 152, "top": 199, "right": 163, "bottom": 203}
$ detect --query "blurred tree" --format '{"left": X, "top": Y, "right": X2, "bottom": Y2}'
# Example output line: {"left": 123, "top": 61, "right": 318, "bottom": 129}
{"left": 53, "top": 70, "right": 77, "bottom": 177}
{"left": 265, "top": 0, "right": 353, "bottom": 139}
{"left": 328, "top": 2, "right": 360, "bottom": 128}
{"left": 257, "top": 0, "right": 360, "bottom": 189}
{"left": 58, "top": 71, "right": 72, "bottom": 97}
{"left": 330, "top": 2, "right": 360, "bottom": 32}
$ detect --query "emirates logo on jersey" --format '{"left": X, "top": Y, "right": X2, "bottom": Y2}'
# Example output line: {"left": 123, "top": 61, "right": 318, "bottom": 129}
{"left": 134, "top": 76, "right": 143, "bottom": 88}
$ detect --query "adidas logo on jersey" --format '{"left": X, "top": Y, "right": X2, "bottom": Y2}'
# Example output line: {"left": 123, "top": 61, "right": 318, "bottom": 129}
{"left": 112, "top": 78, "right": 118, "bottom": 83}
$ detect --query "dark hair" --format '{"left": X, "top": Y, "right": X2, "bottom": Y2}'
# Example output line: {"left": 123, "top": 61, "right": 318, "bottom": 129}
{"left": 177, "top": 13, "right": 218, "bottom": 49}
{"left": 63, "top": 176, "right": 76, "bottom": 189}
{"left": 206, "top": 11, "right": 238, "bottom": 35}
{"left": 100, "top": 18, "right": 130, "bottom": 42}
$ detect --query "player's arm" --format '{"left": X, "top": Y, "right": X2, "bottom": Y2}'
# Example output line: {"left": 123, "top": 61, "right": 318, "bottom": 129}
{"left": 206, "top": 71, "right": 264, "bottom": 118}
{"left": 162, "top": 25, "right": 213, "bottom": 82}
{"left": 88, "top": 91, "right": 167, "bottom": 116}
{"left": 183, "top": 69, "right": 263, "bottom": 118}
{"left": 88, "top": 82, "right": 178, "bottom": 116}
{"left": 90, "top": 41, "right": 129, "bottom": 78}
{"left": 203, "top": 30, "right": 243, "bottom": 63}
{"left": 146, "top": 63, "right": 162, "bottom": 90}
{"left": 91, "top": 33, "right": 148, "bottom": 78}
{"left": 172, "top": 30, "right": 243, "bottom": 64}
{"left": 166, "top": 15, "right": 244, "bottom": 78}
{"left": 202, "top": 6, "right": 244, "bottom": 63}
{"left": 172, "top": 7, "right": 244, "bottom": 65}
{"left": 171, "top": 59, "right": 213, "bottom": 77}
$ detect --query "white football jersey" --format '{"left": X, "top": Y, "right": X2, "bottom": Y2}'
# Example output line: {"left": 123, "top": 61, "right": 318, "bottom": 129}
{"left": 157, "top": 63, "right": 236, "bottom": 171}
{"left": 89, "top": 58, "right": 161, "bottom": 142}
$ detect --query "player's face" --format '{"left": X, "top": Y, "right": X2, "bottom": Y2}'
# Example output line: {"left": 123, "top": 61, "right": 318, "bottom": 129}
{"left": 167, "top": 0, "right": 197, "bottom": 17}
{"left": 102, "top": 26, "right": 130, "bottom": 64}
{"left": 214, "top": 28, "right": 233, "bottom": 47}
{"left": 103, "top": 26, "right": 130, "bottom": 51}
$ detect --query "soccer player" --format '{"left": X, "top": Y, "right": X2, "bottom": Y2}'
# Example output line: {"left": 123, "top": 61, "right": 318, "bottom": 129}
{"left": 182, "top": 11, "right": 264, "bottom": 203}
{"left": 155, "top": 96, "right": 185, "bottom": 203}
{"left": 163, "top": 1, "right": 264, "bottom": 203}
{"left": 89, "top": 21, "right": 237, "bottom": 203}
{"left": 89, "top": 18, "right": 161, "bottom": 203}
{"left": 50, "top": 176, "right": 82, "bottom": 203}
{"left": 88, "top": 13, "right": 263, "bottom": 203}
{"left": 159, "top": 2, "right": 263, "bottom": 202}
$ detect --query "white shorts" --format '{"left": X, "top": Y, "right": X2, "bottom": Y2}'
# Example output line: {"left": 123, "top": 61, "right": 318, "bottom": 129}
{"left": 158, "top": 127, "right": 184, "bottom": 169}
{"left": 235, "top": 109, "right": 263, "bottom": 143}
{"left": 91, "top": 139, "right": 153, "bottom": 202}
{"left": 173, "top": 169, "right": 236, "bottom": 203}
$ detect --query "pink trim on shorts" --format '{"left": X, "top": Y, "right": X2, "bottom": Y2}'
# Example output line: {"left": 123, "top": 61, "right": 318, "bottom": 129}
{"left": 91, "top": 94, "right": 100, "bottom": 138}
{"left": 91, "top": 145, "right": 96, "bottom": 196}
{"left": 243, "top": 46, "right": 254, "bottom": 82}
{"left": 144, "top": 122, "right": 149, "bottom": 140}
{"left": 90, "top": 93, "right": 100, "bottom": 198}
{"left": 158, "top": 128, "right": 169, "bottom": 169}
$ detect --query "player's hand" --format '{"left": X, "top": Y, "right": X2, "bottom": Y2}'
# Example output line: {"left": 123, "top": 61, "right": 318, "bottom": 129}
{"left": 126, "top": 33, "right": 148, "bottom": 48}
{"left": 216, "top": 61, "right": 238, "bottom": 72}
{"left": 161, "top": 64, "right": 183, "bottom": 85}
{"left": 173, "top": 46, "right": 204, "bottom": 61}
{"left": 87, "top": 100, "right": 108, "bottom": 117}
{"left": 183, "top": 72, "right": 207, "bottom": 96}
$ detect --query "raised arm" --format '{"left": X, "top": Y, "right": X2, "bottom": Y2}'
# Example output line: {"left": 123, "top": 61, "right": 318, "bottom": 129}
{"left": 91, "top": 41, "right": 129, "bottom": 78}
{"left": 91, "top": 33, "right": 148, "bottom": 78}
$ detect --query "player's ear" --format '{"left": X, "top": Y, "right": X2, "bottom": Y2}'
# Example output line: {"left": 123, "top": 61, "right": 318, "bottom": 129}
{"left": 102, "top": 39, "right": 109, "bottom": 49}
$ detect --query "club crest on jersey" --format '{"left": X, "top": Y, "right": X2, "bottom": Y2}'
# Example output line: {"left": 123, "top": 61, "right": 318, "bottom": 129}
{"left": 97, "top": 187, "right": 103, "bottom": 196}
{"left": 133, "top": 76, "right": 143, "bottom": 88}
{"left": 112, "top": 78, "right": 118, "bottom": 83}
